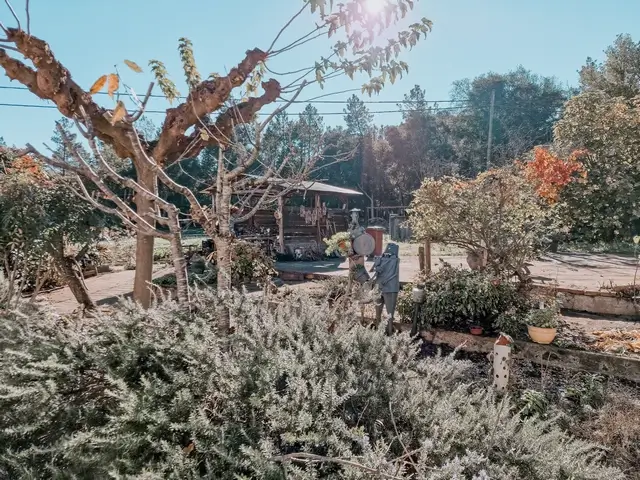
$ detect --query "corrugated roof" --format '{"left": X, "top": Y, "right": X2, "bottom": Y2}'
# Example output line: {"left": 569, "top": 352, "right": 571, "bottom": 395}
{"left": 279, "top": 180, "right": 362, "bottom": 196}
{"left": 201, "top": 176, "right": 362, "bottom": 196}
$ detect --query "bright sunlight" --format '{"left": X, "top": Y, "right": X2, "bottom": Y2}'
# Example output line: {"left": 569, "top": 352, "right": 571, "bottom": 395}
{"left": 364, "top": 0, "right": 385, "bottom": 14}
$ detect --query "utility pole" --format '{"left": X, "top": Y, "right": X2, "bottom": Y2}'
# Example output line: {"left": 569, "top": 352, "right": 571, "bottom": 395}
{"left": 486, "top": 89, "right": 496, "bottom": 170}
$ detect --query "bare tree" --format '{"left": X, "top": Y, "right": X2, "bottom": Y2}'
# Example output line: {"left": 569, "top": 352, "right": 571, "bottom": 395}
{"left": 0, "top": 0, "right": 432, "bottom": 309}
{"left": 28, "top": 103, "right": 346, "bottom": 329}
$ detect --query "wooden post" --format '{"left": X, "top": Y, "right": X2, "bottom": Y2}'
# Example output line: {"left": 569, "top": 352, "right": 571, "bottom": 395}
{"left": 418, "top": 245, "right": 425, "bottom": 272}
{"left": 277, "top": 196, "right": 285, "bottom": 254}
{"left": 314, "top": 192, "right": 322, "bottom": 244}
{"left": 423, "top": 238, "right": 432, "bottom": 274}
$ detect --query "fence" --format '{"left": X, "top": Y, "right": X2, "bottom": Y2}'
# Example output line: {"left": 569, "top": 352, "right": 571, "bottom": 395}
{"left": 389, "top": 214, "right": 412, "bottom": 242}
{"left": 365, "top": 206, "right": 413, "bottom": 241}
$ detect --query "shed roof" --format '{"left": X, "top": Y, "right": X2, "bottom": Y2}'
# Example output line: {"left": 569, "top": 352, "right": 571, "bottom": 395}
{"left": 201, "top": 176, "right": 362, "bottom": 196}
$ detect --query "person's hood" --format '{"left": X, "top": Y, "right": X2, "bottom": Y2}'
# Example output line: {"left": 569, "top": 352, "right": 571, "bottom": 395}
{"left": 383, "top": 243, "right": 399, "bottom": 257}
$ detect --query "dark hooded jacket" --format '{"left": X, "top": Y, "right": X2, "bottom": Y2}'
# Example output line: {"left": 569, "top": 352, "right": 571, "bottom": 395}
{"left": 371, "top": 243, "right": 400, "bottom": 293}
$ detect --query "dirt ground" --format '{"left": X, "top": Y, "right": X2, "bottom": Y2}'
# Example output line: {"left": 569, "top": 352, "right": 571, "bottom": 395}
{"left": 40, "top": 242, "right": 638, "bottom": 344}
{"left": 276, "top": 250, "right": 638, "bottom": 291}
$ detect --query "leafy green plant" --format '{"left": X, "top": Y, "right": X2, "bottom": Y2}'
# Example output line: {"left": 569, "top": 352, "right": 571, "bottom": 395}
{"left": 0, "top": 288, "right": 623, "bottom": 479}
{"left": 0, "top": 160, "right": 114, "bottom": 306}
{"left": 323, "top": 231, "right": 351, "bottom": 257}
{"left": 526, "top": 307, "right": 560, "bottom": 329}
{"left": 564, "top": 374, "right": 606, "bottom": 412}
{"left": 402, "top": 264, "right": 530, "bottom": 333}
{"left": 518, "top": 389, "right": 550, "bottom": 419}
{"left": 493, "top": 308, "right": 528, "bottom": 338}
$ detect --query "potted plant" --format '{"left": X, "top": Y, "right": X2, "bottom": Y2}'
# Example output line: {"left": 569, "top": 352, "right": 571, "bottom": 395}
{"left": 525, "top": 307, "right": 560, "bottom": 344}
{"left": 323, "top": 232, "right": 351, "bottom": 257}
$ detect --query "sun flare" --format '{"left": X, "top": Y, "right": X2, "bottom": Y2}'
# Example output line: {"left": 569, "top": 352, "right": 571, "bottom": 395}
{"left": 364, "top": 0, "right": 385, "bottom": 15}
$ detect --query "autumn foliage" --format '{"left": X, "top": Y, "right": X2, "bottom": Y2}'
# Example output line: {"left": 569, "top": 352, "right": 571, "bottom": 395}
{"left": 1, "top": 152, "right": 50, "bottom": 185}
{"left": 522, "top": 147, "right": 587, "bottom": 203}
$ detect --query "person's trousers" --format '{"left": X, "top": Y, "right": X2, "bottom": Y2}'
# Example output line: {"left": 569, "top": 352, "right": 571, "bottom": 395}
{"left": 375, "top": 292, "right": 398, "bottom": 336}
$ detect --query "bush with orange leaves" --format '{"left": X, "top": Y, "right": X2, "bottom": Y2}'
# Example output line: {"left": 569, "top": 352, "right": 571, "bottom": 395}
{"left": 522, "top": 147, "right": 587, "bottom": 203}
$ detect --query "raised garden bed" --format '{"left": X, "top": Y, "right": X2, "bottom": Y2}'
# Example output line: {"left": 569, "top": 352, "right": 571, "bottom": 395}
{"left": 533, "top": 285, "right": 639, "bottom": 318}
{"left": 395, "top": 325, "right": 640, "bottom": 383}
{"left": 275, "top": 267, "right": 640, "bottom": 319}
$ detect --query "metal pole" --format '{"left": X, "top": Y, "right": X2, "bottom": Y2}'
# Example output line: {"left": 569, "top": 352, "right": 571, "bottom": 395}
{"left": 486, "top": 89, "right": 495, "bottom": 170}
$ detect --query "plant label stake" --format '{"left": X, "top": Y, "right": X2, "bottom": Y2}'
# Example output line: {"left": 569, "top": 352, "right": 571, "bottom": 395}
{"left": 492, "top": 333, "right": 513, "bottom": 392}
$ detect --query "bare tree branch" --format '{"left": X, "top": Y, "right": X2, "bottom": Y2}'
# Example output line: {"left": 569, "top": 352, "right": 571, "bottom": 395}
{"left": 225, "top": 80, "right": 307, "bottom": 181}
{"left": 127, "top": 129, "right": 216, "bottom": 233}
{"left": 3, "top": 0, "right": 21, "bottom": 30}
{"left": 153, "top": 50, "right": 278, "bottom": 164}
{"left": 28, "top": 142, "right": 165, "bottom": 238}
{"left": 232, "top": 184, "right": 275, "bottom": 224}
{"left": 128, "top": 82, "right": 155, "bottom": 123}
{"left": 68, "top": 175, "right": 147, "bottom": 235}
{"left": 24, "top": 0, "right": 30, "bottom": 35}
{"left": 270, "top": 29, "right": 328, "bottom": 57}
{"left": 267, "top": 1, "right": 310, "bottom": 53}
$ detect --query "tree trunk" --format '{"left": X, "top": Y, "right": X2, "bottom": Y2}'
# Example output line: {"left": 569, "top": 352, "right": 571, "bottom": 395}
{"left": 214, "top": 234, "right": 233, "bottom": 332}
{"left": 59, "top": 255, "right": 95, "bottom": 310}
{"left": 214, "top": 180, "right": 233, "bottom": 334}
{"left": 133, "top": 166, "right": 157, "bottom": 308}
{"left": 168, "top": 214, "right": 190, "bottom": 304}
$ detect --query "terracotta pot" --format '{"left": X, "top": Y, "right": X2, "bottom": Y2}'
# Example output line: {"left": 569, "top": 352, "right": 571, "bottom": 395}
{"left": 527, "top": 326, "right": 557, "bottom": 344}
{"left": 470, "top": 326, "right": 483, "bottom": 336}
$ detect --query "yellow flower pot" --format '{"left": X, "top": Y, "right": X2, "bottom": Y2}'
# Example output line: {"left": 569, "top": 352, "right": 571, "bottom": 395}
{"left": 527, "top": 326, "right": 557, "bottom": 345}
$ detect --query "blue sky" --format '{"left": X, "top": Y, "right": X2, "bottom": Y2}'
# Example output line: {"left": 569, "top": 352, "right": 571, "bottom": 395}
{"left": 1, "top": 0, "right": 639, "bottom": 147}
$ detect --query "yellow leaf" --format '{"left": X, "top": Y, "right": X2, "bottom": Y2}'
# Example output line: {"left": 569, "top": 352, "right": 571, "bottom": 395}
{"left": 200, "top": 129, "right": 210, "bottom": 142}
{"left": 89, "top": 75, "right": 107, "bottom": 94}
{"left": 110, "top": 101, "right": 127, "bottom": 125}
{"left": 107, "top": 74, "right": 120, "bottom": 98}
{"left": 124, "top": 59, "right": 143, "bottom": 73}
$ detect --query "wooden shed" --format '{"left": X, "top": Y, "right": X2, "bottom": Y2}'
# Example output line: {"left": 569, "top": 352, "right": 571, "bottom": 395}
{"left": 202, "top": 178, "right": 362, "bottom": 258}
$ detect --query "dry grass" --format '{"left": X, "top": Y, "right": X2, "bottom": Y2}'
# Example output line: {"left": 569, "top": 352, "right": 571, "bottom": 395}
{"left": 581, "top": 391, "right": 640, "bottom": 477}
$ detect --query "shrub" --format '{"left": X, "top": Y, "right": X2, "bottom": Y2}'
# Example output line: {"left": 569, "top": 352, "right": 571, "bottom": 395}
{"left": 409, "top": 167, "right": 557, "bottom": 278}
{"left": 582, "top": 392, "right": 640, "bottom": 475}
{"left": 400, "top": 264, "right": 530, "bottom": 334}
{"left": 153, "top": 241, "right": 276, "bottom": 289}
{"left": 230, "top": 239, "right": 277, "bottom": 285}
{"left": 0, "top": 289, "right": 622, "bottom": 479}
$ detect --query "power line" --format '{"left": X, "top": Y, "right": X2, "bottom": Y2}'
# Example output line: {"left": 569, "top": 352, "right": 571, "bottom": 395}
{"left": 0, "top": 101, "right": 467, "bottom": 115}
{"left": 0, "top": 84, "right": 469, "bottom": 105}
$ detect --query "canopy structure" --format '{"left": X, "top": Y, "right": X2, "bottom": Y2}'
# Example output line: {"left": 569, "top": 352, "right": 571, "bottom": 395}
{"left": 201, "top": 176, "right": 362, "bottom": 196}
{"left": 201, "top": 176, "right": 362, "bottom": 256}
